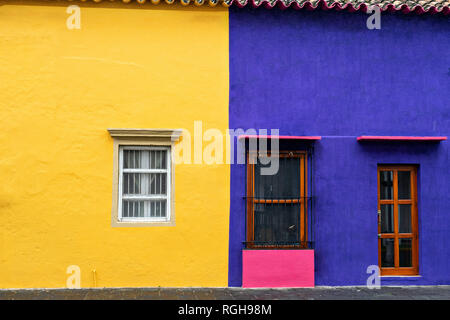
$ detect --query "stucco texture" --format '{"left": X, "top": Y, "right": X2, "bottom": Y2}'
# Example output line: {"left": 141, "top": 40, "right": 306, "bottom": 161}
{"left": 228, "top": 8, "right": 449, "bottom": 286}
{"left": 0, "top": 1, "right": 229, "bottom": 288}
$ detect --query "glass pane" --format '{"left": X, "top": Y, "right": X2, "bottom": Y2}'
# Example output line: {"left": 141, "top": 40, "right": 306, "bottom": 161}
{"left": 155, "top": 150, "right": 166, "bottom": 169}
{"left": 123, "top": 173, "right": 167, "bottom": 195}
{"left": 398, "top": 171, "right": 411, "bottom": 200}
{"left": 380, "top": 171, "right": 393, "bottom": 200}
{"left": 254, "top": 156, "right": 301, "bottom": 199}
{"left": 123, "top": 150, "right": 167, "bottom": 169}
{"left": 380, "top": 238, "right": 395, "bottom": 267}
{"left": 380, "top": 204, "right": 394, "bottom": 233}
{"left": 399, "top": 238, "right": 412, "bottom": 267}
{"left": 398, "top": 204, "right": 412, "bottom": 233}
{"left": 253, "top": 203, "right": 301, "bottom": 244}
{"left": 122, "top": 200, "right": 166, "bottom": 218}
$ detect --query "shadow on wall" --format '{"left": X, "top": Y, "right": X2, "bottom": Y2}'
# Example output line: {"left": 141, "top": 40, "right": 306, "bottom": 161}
{"left": 0, "top": 0, "right": 222, "bottom": 12}
{"left": 357, "top": 141, "right": 443, "bottom": 156}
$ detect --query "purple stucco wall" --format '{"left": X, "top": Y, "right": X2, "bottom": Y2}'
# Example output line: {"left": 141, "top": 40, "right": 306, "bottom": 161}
{"left": 228, "top": 8, "right": 450, "bottom": 286}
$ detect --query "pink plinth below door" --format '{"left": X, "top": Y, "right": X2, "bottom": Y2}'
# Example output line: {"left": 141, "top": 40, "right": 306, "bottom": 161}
{"left": 242, "top": 250, "right": 314, "bottom": 288}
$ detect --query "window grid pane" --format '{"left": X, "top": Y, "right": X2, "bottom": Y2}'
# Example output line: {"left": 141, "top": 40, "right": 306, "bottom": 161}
{"left": 123, "top": 173, "right": 167, "bottom": 196}
{"left": 398, "top": 171, "right": 411, "bottom": 200}
{"left": 399, "top": 238, "right": 413, "bottom": 267}
{"left": 254, "top": 202, "right": 300, "bottom": 243}
{"left": 123, "top": 149, "right": 167, "bottom": 170}
{"left": 380, "top": 171, "right": 393, "bottom": 200}
{"left": 398, "top": 204, "right": 412, "bottom": 233}
{"left": 122, "top": 200, "right": 167, "bottom": 218}
{"left": 381, "top": 238, "right": 395, "bottom": 267}
{"left": 248, "top": 153, "right": 307, "bottom": 248}
{"left": 380, "top": 204, "right": 394, "bottom": 234}
{"left": 120, "top": 147, "right": 170, "bottom": 221}
{"left": 254, "top": 156, "right": 300, "bottom": 199}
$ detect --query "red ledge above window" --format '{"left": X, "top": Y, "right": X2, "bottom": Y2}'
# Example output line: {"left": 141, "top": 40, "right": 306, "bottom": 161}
{"left": 357, "top": 136, "right": 448, "bottom": 142}
{"left": 238, "top": 135, "right": 321, "bottom": 141}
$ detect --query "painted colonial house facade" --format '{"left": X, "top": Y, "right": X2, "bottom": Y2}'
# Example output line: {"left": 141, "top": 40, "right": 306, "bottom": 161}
{"left": 0, "top": 0, "right": 448, "bottom": 289}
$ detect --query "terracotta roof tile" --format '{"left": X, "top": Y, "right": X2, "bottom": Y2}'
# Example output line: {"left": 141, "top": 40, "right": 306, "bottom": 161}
{"left": 68, "top": 0, "right": 450, "bottom": 14}
{"left": 227, "top": 0, "right": 450, "bottom": 13}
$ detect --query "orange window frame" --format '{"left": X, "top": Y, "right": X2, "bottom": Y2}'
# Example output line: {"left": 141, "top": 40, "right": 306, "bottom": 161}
{"left": 377, "top": 165, "right": 419, "bottom": 276}
{"left": 246, "top": 151, "right": 308, "bottom": 249}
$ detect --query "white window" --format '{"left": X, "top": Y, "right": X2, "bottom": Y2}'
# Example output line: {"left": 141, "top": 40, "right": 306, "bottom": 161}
{"left": 118, "top": 146, "right": 171, "bottom": 222}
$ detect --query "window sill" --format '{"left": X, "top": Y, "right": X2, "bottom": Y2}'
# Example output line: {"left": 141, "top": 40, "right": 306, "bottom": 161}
{"left": 244, "top": 247, "right": 313, "bottom": 250}
{"left": 380, "top": 276, "right": 422, "bottom": 281}
{"left": 111, "top": 220, "right": 175, "bottom": 227}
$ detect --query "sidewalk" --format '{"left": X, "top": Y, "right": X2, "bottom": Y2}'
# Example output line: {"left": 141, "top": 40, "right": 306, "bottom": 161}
{"left": 1, "top": 286, "right": 449, "bottom": 300}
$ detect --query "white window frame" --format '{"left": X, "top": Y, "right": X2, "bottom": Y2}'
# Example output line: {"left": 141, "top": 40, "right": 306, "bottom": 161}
{"left": 108, "top": 128, "right": 182, "bottom": 227}
{"left": 118, "top": 145, "right": 171, "bottom": 222}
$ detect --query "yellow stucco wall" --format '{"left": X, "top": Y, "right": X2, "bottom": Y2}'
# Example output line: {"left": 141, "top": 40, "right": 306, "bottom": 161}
{"left": 0, "top": 1, "right": 229, "bottom": 288}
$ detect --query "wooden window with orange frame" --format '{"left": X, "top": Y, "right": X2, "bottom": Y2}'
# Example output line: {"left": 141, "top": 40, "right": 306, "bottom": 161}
{"left": 246, "top": 151, "right": 308, "bottom": 249}
{"left": 378, "top": 165, "right": 419, "bottom": 275}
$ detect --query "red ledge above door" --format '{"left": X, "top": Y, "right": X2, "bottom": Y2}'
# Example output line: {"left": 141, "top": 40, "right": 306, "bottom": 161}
{"left": 357, "top": 136, "right": 447, "bottom": 142}
{"left": 238, "top": 135, "right": 321, "bottom": 141}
